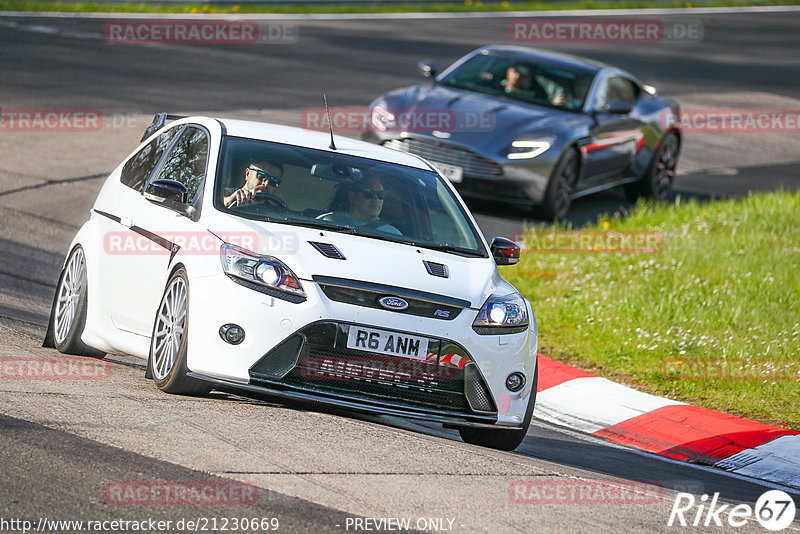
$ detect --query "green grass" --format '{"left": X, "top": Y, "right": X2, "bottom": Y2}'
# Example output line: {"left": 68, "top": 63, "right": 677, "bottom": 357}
{"left": 2, "top": 0, "right": 800, "bottom": 14}
{"left": 503, "top": 190, "right": 800, "bottom": 430}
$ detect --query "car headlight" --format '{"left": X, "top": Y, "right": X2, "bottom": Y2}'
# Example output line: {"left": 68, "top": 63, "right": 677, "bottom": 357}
{"left": 220, "top": 243, "right": 305, "bottom": 300}
{"left": 371, "top": 106, "right": 395, "bottom": 132}
{"left": 507, "top": 139, "right": 551, "bottom": 160}
{"left": 472, "top": 293, "right": 529, "bottom": 335}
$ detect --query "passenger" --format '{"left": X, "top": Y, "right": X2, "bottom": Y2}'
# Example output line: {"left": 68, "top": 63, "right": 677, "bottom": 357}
{"left": 318, "top": 176, "right": 401, "bottom": 235}
{"left": 223, "top": 160, "right": 283, "bottom": 208}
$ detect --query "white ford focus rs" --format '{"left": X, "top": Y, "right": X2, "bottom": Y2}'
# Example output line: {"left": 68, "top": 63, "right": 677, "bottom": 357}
{"left": 45, "top": 113, "right": 539, "bottom": 451}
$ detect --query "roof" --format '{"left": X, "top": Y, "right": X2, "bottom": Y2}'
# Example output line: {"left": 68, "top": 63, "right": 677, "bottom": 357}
{"left": 478, "top": 45, "right": 607, "bottom": 75}
{"left": 216, "top": 118, "right": 430, "bottom": 170}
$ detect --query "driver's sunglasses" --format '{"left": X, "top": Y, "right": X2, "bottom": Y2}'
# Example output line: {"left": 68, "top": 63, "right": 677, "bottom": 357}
{"left": 360, "top": 189, "right": 387, "bottom": 200}
{"left": 249, "top": 166, "right": 281, "bottom": 187}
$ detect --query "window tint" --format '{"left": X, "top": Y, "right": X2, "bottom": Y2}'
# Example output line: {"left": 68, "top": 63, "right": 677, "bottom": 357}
{"left": 597, "top": 76, "right": 639, "bottom": 108}
{"left": 215, "top": 137, "right": 485, "bottom": 255}
{"left": 440, "top": 53, "right": 596, "bottom": 111}
{"left": 153, "top": 126, "right": 209, "bottom": 203}
{"left": 120, "top": 126, "right": 182, "bottom": 192}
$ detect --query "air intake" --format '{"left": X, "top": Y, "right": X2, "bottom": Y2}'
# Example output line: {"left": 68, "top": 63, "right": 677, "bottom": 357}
{"left": 423, "top": 260, "right": 449, "bottom": 278}
{"left": 464, "top": 363, "right": 497, "bottom": 413}
{"left": 309, "top": 241, "right": 346, "bottom": 260}
{"left": 250, "top": 334, "right": 304, "bottom": 379}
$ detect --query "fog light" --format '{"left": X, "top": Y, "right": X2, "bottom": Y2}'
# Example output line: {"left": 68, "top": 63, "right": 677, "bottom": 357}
{"left": 506, "top": 372, "right": 526, "bottom": 392}
{"left": 219, "top": 324, "right": 245, "bottom": 345}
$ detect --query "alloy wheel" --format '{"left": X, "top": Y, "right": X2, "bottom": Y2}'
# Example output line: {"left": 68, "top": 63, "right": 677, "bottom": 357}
{"left": 54, "top": 248, "right": 86, "bottom": 345}
{"left": 152, "top": 276, "right": 187, "bottom": 380}
{"left": 653, "top": 135, "right": 678, "bottom": 200}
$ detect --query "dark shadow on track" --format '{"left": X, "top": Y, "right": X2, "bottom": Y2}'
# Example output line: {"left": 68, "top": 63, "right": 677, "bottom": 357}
{"left": 212, "top": 385, "right": 800, "bottom": 506}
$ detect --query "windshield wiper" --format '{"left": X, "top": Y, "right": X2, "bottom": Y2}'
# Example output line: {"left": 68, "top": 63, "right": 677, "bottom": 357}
{"left": 277, "top": 217, "right": 358, "bottom": 234}
{"left": 408, "top": 241, "right": 486, "bottom": 257}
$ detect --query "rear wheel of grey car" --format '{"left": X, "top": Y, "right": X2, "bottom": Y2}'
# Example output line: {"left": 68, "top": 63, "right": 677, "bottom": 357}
{"left": 52, "top": 246, "right": 105, "bottom": 357}
{"left": 626, "top": 133, "right": 679, "bottom": 203}
{"left": 539, "top": 148, "right": 579, "bottom": 220}
{"left": 149, "top": 268, "right": 211, "bottom": 396}
{"left": 458, "top": 365, "right": 538, "bottom": 452}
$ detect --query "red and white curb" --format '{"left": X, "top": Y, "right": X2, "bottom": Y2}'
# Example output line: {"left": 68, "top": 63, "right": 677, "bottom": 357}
{"left": 534, "top": 354, "right": 800, "bottom": 490}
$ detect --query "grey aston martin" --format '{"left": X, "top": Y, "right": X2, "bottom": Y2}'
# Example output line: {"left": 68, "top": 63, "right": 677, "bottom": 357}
{"left": 363, "top": 45, "right": 682, "bottom": 219}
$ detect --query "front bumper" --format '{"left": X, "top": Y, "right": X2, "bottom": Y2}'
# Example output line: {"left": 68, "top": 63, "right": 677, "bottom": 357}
{"left": 250, "top": 321, "right": 498, "bottom": 424}
{"left": 186, "top": 272, "right": 537, "bottom": 428}
{"left": 187, "top": 373, "right": 508, "bottom": 429}
{"left": 367, "top": 134, "right": 554, "bottom": 206}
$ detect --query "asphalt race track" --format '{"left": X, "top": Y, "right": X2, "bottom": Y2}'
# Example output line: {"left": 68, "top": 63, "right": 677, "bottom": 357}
{"left": 1, "top": 8, "right": 799, "bottom": 533}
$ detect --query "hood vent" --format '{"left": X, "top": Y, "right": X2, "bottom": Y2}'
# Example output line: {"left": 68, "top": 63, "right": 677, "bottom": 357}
{"left": 423, "top": 260, "right": 449, "bottom": 278}
{"left": 309, "top": 241, "right": 346, "bottom": 260}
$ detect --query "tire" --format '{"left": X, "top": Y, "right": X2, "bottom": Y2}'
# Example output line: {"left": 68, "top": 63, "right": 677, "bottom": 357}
{"left": 626, "top": 132, "right": 679, "bottom": 202}
{"left": 52, "top": 246, "right": 105, "bottom": 357}
{"left": 149, "top": 268, "right": 211, "bottom": 396}
{"left": 539, "top": 148, "right": 579, "bottom": 220}
{"left": 459, "top": 364, "right": 538, "bottom": 452}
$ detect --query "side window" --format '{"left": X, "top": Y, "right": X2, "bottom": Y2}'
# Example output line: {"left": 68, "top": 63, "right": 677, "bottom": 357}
{"left": 120, "top": 126, "right": 182, "bottom": 192}
{"left": 152, "top": 126, "right": 209, "bottom": 203}
{"left": 597, "top": 76, "right": 639, "bottom": 108}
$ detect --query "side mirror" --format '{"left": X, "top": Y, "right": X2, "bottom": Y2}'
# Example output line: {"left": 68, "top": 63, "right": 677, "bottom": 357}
{"left": 490, "top": 237, "right": 520, "bottom": 266}
{"left": 417, "top": 60, "right": 438, "bottom": 79}
{"left": 603, "top": 100, "right": 633, "bottom": 115}
{"left": 145, "top": 179, "right": 188, "bottom": 205}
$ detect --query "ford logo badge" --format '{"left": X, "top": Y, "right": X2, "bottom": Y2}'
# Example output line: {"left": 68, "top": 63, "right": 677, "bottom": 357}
{"left": 378, "top": 296, "right": 409, "bottom": 311}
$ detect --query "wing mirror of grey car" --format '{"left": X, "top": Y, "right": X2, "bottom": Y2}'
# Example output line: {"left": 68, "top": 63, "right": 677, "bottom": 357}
{"left": 603, "top": 100, "right": 634, "bottom": 115}
{"left": 418, "top": 60, "right": 438, "bottom": 78}
{"left": 490, "top": 237, "right": 521, "bottom": 265}
{"left": 145, "top": 179, "right": 189, "bottom": 205}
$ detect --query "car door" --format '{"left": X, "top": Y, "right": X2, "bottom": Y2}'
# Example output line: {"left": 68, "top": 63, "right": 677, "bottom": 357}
{"left": 95, "top": 125, "right": 183, "bottom": 337}
{"left": 580, "top": 75, "right": 643, "bottom": 185}
{"left": 125, "top": 125, "right": 211, "bottom": 336}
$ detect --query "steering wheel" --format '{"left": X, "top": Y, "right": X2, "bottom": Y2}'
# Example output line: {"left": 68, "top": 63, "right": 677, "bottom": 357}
{"left": 252, "top": 192, "right": 288, "bottom": 208}
{"left": 230, "top": 192, "right": 288, "bottom": 209}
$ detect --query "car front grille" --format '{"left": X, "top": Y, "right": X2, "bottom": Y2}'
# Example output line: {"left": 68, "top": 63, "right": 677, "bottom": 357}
{"left": 285, "top": 345, "right": 468, "bottom": 411}
{"left": 383, "top": 138, "right": 503, "bottom": 177}
{"left": 313, "top": 275, "right": 464, "bottom": 321}
{"left": 248, "top": 321, "right": 497, "bottom": 416}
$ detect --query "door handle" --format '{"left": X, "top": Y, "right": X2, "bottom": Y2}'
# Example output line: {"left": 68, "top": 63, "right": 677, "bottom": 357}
{"left": 120, "top": 216, "right": 133, "bottom": 228}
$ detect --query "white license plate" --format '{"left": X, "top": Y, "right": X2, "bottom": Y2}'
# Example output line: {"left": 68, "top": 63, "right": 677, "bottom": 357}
{"left": 346, "top": 326, "right": 429, "bottom": 361}
{"left": 430, "top": 161, "right": 463, "bottom": 183}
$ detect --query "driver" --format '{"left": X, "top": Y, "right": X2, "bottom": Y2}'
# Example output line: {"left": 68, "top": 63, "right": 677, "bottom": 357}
{"left": 503, "top": 64, "right": 530, "bottom": 93}
{"left": 223, "top": 160, "right": 283, "bottom": 208}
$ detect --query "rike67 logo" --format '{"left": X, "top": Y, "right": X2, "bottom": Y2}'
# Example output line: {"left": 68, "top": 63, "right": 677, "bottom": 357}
{"left": 668, "top": 490, "right": 796, "bottom": 531}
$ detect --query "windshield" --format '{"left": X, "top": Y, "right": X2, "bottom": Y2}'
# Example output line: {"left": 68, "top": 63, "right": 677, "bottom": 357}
{"left": 214, "top": 136, "right": 486, "bottom": 256}
{"left": 439, "top": 53, "right": 596, "bottom": 111}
